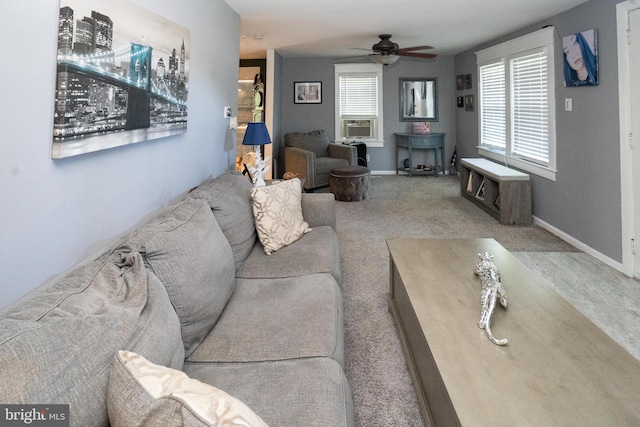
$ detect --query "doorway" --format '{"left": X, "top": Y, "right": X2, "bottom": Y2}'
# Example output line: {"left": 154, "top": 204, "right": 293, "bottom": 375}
{"left": 618, "top": 0, "right": 640, "bottom": 278}
{"left": 237, "top": 59, "right": 266, "bottom": 174}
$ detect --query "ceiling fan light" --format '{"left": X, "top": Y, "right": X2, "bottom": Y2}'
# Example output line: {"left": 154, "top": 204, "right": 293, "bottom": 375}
{"left": 371, "top": 54, "right": 399, "bottom": 65}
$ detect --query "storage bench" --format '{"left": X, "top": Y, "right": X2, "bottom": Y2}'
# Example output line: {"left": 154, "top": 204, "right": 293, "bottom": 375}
{"left": 460, "top": 158, "right": 532, "bottom": 225}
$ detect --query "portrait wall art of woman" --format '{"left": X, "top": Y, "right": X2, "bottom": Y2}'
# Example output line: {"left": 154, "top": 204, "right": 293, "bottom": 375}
{"left": 562, "top": 29, "right": 598, "bottom": 87}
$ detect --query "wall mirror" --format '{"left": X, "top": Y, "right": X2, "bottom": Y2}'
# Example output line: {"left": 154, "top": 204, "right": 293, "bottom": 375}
{"left": 399, "top": 77, "right": 438, "bottom": 122}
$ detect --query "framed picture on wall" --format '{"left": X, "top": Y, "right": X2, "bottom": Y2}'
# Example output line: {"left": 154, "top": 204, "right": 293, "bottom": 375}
{"left": 465, "top": 74, "right": 472, "bottom": 89}
{"left": 52, "top": 0, "right": 190, "bottom": 159}
{"left": 294, "top": 81, "right": 322, "bottom": 104}
{"left": 456, "top": 74, "right": 465, "bottom": 90}
{"left": 457, "top": 96, "right": 464, "bottom": 108}
{"left": 562, "top": 29, "right": 598, "bottom": 87}
{"left": 465, "top": 95, "right": 474, "bottom": 111}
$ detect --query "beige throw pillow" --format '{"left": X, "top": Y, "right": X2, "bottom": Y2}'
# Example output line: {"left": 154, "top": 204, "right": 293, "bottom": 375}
{"left": 251, "top": 178, "right": 311, "bottom": 255}
{"left": 108, "top": 350, "right": 268, "bottom": 427}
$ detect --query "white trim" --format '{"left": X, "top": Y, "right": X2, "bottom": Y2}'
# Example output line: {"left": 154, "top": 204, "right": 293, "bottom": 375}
{"left": 334, "top": 63, "right": 384, "bottom": 144}
{"left": 476, "top": 26, "right": 557, "bottom": 181}
{"left": 265, "top": 49, "right": 275, "bottom": 180}
{"left": 370, "top": 170, "right": 397, "bottom": 175}
{"left": 332, "top": 140, "right": 384, "bottom": 148}
{"left": 478, "top": 148, "right": 557, "bottom": 181}
{"left": 476, "top": 27, "right": 556, "bottom": 62}
{"left": 533, "top": 216, "right": 625, "bottom": 273}
{"left": 617, "top": 1, "right": 639, "bottom": 277}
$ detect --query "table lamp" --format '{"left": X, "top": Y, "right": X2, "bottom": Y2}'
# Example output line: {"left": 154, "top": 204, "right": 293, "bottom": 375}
{"left": 242, "top": 122, "right": 272, "bottom": 186}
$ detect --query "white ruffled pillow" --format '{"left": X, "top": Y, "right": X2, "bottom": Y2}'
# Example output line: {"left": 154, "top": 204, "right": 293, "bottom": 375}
{"left": 108, "top": 350, "right": 268, "bottom": 427}
{"left": 251, "top": 178, "right": 311, "bottom": 255}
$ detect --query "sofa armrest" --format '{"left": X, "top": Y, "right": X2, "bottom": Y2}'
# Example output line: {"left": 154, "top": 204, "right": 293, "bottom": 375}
{"left": 328, "top": 143, "right": 357, "bottom": 165}
{"left": 284, "top": 147, "right": 316, "bottom": 189}
{"left": 301, "top": 193, "right": 337, "bottom": 229}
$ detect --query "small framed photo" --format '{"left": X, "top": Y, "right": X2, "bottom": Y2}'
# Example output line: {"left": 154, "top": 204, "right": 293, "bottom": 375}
{"left": 457, "top": 96, "right": 464, "bottom": 108}
{"left": 464, "top": 95, "right": 474, "bottom": 111}
{"left": 456, "top": 75, "right": 465, "bottom": 91}
{"left": 294, "top": 81, "right": 322, "bottom": 104}
{"left": 465, "top": 74, "right": 472, "bottom": 89}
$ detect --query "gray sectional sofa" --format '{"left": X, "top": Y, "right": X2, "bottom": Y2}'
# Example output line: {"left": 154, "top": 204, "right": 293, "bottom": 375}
{"left": 0, "top": 172, "right": 353, "bottom": 426}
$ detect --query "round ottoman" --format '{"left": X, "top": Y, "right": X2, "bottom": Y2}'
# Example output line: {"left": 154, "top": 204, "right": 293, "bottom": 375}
{"left": 329, "top": 165, "right": 371, "bottom": 201}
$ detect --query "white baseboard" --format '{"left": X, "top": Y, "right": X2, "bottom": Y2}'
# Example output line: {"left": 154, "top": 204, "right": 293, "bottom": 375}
{"left": 533, "top": 216, "right": 626, "bottom": 275}
{"left": 370, "top": 170, "right": 397, "bottom": 175}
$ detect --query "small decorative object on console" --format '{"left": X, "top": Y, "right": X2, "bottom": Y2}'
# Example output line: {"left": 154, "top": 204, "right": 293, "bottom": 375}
{"left": 412, "top": 122, "right": 431, "bottom": 134}
{"left": 283, "top": 171, "right": 299, "bottom": 180}
{"left": 474, "top": 252, "right": 508, "bottom": 346}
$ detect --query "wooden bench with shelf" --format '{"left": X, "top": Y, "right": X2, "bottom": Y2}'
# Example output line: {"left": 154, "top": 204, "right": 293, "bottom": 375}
{"left": 460, "top": 158, "right": 532, "bottom": 225}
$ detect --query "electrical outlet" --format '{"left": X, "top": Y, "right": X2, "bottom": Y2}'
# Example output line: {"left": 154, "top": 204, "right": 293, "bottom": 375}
{"left": 229, "top": 117, "right": 237, "bottom": 129}
{"left": 366, "top": 154, "right": 370, "bottom": 162}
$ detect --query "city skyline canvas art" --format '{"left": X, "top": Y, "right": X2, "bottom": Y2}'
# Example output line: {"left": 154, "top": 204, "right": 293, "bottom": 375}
{"left": 52, "top": 0, "right": 190, "bottom": 159}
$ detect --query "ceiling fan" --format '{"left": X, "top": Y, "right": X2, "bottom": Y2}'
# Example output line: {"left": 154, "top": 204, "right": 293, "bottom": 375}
{"left": 340, "top": 34, "right": 437, "bottom": 65}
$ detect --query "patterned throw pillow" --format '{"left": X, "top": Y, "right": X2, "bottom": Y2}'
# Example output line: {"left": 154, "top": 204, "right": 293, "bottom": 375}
{"left": 251, "top": 178, "right": 311, "bottom": 255}
{"left": 108, "top": 350, "right": 268, "bottom": 427}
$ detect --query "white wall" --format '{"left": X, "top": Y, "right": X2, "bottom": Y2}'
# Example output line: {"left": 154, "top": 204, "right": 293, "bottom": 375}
{"left": 0, "top": 0, "right": 240, "bottom": 307}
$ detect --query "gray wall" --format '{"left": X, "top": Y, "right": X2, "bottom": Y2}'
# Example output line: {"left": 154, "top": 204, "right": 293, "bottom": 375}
{"left": 454, "top": 0, "right": 623, "bottom": 262}
{"left": 279, "top": 56, "right": 456, "bottom": 173}
{"left": 0, "top": 0, "right": 240, "bottom": 307}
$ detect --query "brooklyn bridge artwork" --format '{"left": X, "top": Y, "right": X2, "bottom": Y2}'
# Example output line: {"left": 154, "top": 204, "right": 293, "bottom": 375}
{"left": 52, "top": 0, "right": 189, "bottom": 158}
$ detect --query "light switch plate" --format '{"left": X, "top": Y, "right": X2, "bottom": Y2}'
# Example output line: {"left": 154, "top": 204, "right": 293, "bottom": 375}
{"left": 229, "top": 116, "right": 237, "bottom": 129}
{"left": 564, "top": 98, "right": 572, "bottom": 111}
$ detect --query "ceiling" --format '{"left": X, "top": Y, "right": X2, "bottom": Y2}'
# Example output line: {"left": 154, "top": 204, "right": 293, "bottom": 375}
{"left": 224, "top": 0, "right": 591, "bottom": 60}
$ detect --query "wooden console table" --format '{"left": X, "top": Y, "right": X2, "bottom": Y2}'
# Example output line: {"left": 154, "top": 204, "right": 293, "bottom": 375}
{"left": 395, "top": 133, "right": 445, "bottom": 177}
{"left": 387, "top": 238, "right": 640, "bottom": 427}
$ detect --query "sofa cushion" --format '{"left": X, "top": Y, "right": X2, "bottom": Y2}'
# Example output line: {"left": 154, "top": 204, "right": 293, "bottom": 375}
{"left": 190, "top": 172, "right": 257, "bottom": 270}
{"left": 184, "top": 358, "right": 354, "bottom": 427}
{"left": 284, "top": 129, "right": 331, "bottom": 158}
{"left": 112, "top": 198, "right": 235, "bottom": 357}
{"left": 237, "top": 226, "right": 342, "bottom": 284}
{"left": 108, "top": 350, "right": 268, "bottom": 427}
{"left": 251, "top": 178, "right": 311, "bottom": 255}
{"left": 0, "top": 251, "right": 184, "bottom": 427}
{"left": 187, "top": 274, "right": 343, "bottom": 366}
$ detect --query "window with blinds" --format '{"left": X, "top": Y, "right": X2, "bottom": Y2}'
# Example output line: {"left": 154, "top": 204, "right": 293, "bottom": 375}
{"left": 334, "top": 63, "right": 384, "bottom": 144}
{"left": 339, "top": 75, "right": 378, "bottom": 117}
{"left": 479, "top": 61, "right": 506, "bottom": 150}
{"left": 511, "top": 50, "right": 548, "bottom": 165}
{"left": 475, "top": 27, "right": 556, "bottom": 181}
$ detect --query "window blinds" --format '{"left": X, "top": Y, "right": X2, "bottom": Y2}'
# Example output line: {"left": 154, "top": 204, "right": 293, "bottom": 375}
{"left": 479, "top": 61, "right": 506, "bottom": 150}
{"left": 339, "top": 75, "right": 378, "bottom": 117}
{"left": 511, "top": 51, "right": 548, "bottom": 164}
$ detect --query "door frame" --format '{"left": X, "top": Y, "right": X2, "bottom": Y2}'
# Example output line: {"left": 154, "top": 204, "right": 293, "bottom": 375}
{"left": 617, "top": 0, "right": 640, "bottom": 277}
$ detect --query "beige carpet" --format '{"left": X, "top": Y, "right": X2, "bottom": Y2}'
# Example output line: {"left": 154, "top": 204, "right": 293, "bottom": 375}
{"left": 331, "top": 175, "right": 577, "bottom": 426}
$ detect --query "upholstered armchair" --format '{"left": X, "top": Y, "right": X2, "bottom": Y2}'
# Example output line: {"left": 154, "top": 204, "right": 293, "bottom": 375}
{"left": 284, "top": 130, "right": 357, "bottom": 191}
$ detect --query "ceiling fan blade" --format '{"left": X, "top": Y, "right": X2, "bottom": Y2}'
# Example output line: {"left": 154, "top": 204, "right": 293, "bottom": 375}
{"left": 397, "top": 45, "right": 434, "bottom": 53}
{"left": 397, "top": 51, "right": 437, "bottom": 59}
{"left": 333, "top": 54, "right": 373, "bottom": 62}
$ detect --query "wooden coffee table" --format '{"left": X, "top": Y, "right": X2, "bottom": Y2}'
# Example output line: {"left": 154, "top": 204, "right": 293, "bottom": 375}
{"left": 387, "top": 238, "right": 640, "bottom": 427}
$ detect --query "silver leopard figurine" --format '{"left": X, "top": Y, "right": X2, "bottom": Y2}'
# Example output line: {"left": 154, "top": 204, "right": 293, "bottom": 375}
{"left": 474, "top": 252, "right": 508, "bottom": 346}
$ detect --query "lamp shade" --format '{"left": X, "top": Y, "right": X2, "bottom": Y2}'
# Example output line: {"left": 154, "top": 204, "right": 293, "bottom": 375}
{"left": 371, "top": 54, "right": 399, "bottom": 65}
{"left": 242, "top": 122, "right": 272, "bottom": 146}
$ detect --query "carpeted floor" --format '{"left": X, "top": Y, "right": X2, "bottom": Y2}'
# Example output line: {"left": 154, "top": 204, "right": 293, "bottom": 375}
{"left": 330, "top": 174, "right": 580, "bottom": 426}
